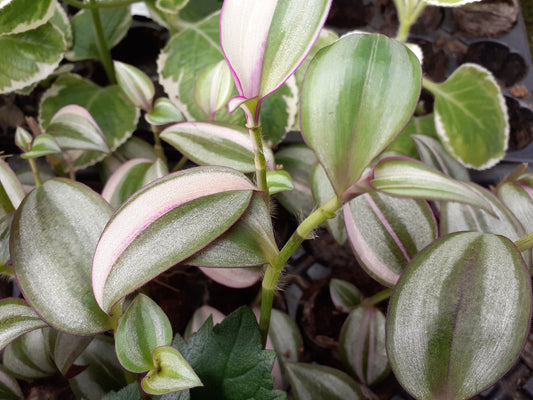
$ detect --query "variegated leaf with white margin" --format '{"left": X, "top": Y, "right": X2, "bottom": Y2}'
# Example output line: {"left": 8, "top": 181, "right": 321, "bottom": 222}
{"left": 49, "top": 2, "right": 72, "bottom": 48}
{"left": 145, "top": 98, "right": 184, "bottom": 126}
{"left": 0, "top": 16, "right": 67, "bottom": 94}
{"left": 66, "top": 6, "right": 131, "bottom": 61}
{"left": 195, "top": 60, "right": 234, "bottom": 120}
{"left": 344, "top": 191, "right": 437, "bottom": 287}
{"left": 0, "top": 365, "right": 23, "bottom": 400}
{"left": 114, "top": 61, "right": 155, "bottom": 112}
{"left": 498, "top": 181, "right": 533, "bottom": 234}
{"left": 424, "top": 63, "right": 508, "bottom": 170}
{"left": 39, "top": 74, "right": 139, "bottom": 170}
{"left": 301, "top": 33, "right": 422, "bottom": 196}
{"left": 46, "top": 105, "right": 110, "bottom": 153}
{"left": 11, "top": 179, "right": 114, "bottom": 335}
{"left": 161, "top": 121, "right": 275, "bottom": 173}
{"left": 311, "top": 163, "right": 346, "bottom": 245}
{"left": 21, "top": 134, "right": 62, "bottom": 159}
{"left": 220, "top": 0, "right": 331, "bottom": 108}
{"left": 0, "top": 298, "right": 48, "bottom": 352}
{"left": 102, "top": 158, "right": 168, "bottom": 209}
{"left": 0, "top": 160, "right": 24, "bottom": 217}
{"left": 0, "top": 0, "right": 55, "bottom": 36}
{"left": 92, "top": 166, "right": 256, "bottom": 313}
{"left": 0, "top": 213, "right": 13, "bottom": 272}
{"left": 371, "top": 157, "right": 495, "bottom": 215}
{"left": 412, "top": 133, "right": 470, "bottom": 181}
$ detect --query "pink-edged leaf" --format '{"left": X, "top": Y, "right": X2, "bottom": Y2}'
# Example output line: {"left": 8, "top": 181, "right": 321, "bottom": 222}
{"left": 194, "top": 60, "right": 234, "bottom": 120}
{"left": 220, "top": 0, "right": 331, "bottom": 106}
{"left": 0, "top": 298, "right": 47, "bottom": 352}
{"left": 198, "top": 266, "right": 262, "bottom": 289}
{"left": 92, "top": 166, "right": 256, "bottom": 313}
{"left": 114, "top": 60, "right": 155, "bottom": 112}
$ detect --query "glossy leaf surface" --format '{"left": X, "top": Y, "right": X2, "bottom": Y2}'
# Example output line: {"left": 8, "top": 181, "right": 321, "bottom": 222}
{"left": 285, "top": 362, "right": 363, "bottom": 400}
{"left": 11, "top": 179, "right": 113, "bottom": 334}
{"left": 387, "top": 232, "right": 531, "bottom": 399}
{"left": 114, "top": 61, "right": 155, "bottom": 111}
{"left": 92, "top": 166, "right": 255, "bottom": 312}
{"left": 329, "top": 278, "right": 362, "bottom": 313}
{"left": 116, "top": 294, "right": 172, "bottom": 373}
{"left": 301, "top": 33, "right": 421, "bottom": 195}
{"left": 0, "top": 298, "right": 47, "bottom": 352}
{"left": 344, "top": 191, "right": 436, "bottom": 286}
{"left": 428, "top": 64, "right": 508, "bottom": 170}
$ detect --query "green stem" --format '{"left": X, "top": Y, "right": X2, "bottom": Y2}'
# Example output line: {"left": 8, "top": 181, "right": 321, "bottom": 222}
{"left": 172, "top": 155, "right": 188, "bottom": 172}
{"left": 89, "top": 0, "right": 116, "bottom": 84}
{"left": 28, "top": 158, "right": 43, "bottom": 187}
{"left": 151, "top": 125, "right": 167, "bottom": 163}
{"left": 421, "top": 77, "right": 442, "bottom": 96}
{"left": 395, "top": 0, "right": 426, "bottom": 42}
{"left": 362, "top": 288, "right": 393, "bottom": 307}
{"left": 515, "top": 232, "right": 533, "bottom": 252}
{"left": 62, "top": 0, "right": 139, "bottom": 9}
{"left": 248, "top": 123, "right": 269, "bottom": 206}
{"left": 259, "top": 195, "right": 343, "bottom": 347}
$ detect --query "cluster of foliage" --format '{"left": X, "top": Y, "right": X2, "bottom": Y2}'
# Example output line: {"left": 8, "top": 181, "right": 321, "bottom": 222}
{"left": 0, "top": 0, "right": 531, "bottom": 399}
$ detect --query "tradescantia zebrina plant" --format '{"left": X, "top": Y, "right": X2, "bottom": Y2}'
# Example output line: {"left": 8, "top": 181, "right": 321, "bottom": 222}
{"left": 0, "top": 0, "right": 531, "bottom": 399}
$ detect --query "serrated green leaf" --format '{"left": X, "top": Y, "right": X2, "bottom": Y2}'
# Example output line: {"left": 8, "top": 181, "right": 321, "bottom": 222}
{"left": 53, "top": 332, "right": 93, "bottom": 376}
{"left": 340, "top": 306, "right": 389, "bottom": 386}
{"left": 69, "top": 336, "right": 128, "bottom": 400}
{"left": 11, "top": 179, "right": 114, "bottom": 334}
{"left": 0, "top": 160, "right": 24, "bottom": 217}
{"left": 425, "top": 64, "right": 508, "bottom": 170}
{"left": 0, "top": 0, "right": 54, "bottom": 36}
{"left": 92, "top": 167, "right": 255, "bottom": 312}
{"left": 311, "top": 164, "right": 346, "bottom": 245}
{"left": 329, "top": 278, "right": 362, "bottom": 313}
{"left": 386, "top": 114, "right": 438, "bottom": 158}
{"left": 344, "top": 191, "right": 437, "bottom": 286}
{"left": 387, "top": 232, "right": 531, "bottom": 399}
{"left": 145, "top": 98, "right": 184, "bottom": 126}
{"left": 102, "top": 382, "right": 142, "bottom": 400}
{"left": 174, "top": 307, "right": 286, "bottom": 400}
{"left": 267, "top": 171, "right": 294, "bottom": 195}
{"left": 0, "top": 298, "right": 47, "bottom": 352}
{"left": 301, "top": 33, "right": 421, "bottom": 195}
{"left": 0, "top": 365, "right": 23, "bottom": 400}
{"left": 142, "top": 346, "right": 202, "bottom": 395}
{"left": 114, "top": 61, "right": 155, "bottom": 111}
{"left": 116, "top": 294, "right": 172, "bottom": 373}
{"left": 102, "top": 158, "right": 168, "bottom": 209}
{"left": 285, "top": 362, "right": 363, "bottom": 400}
{"left": 66, "top": 6, "right": 131, "bottom": 61}
{"left": 39, "top": 74, "right": 139, "bottom": 170}
{"left": 3, "top": 328, "right": 57, "bottom": 379}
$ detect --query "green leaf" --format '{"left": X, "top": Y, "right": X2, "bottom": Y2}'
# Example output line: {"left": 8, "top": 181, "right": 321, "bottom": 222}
{"left": 194, "top": 60, "right": 234, "bottom": 120}
{"left": 69, "top": 336, "right": 128, "bottom": 400}
{"left": 145, "top": 98, "right": 184, "bottom": 126}
{"left": 3, "top": 328, "right": 57, "bottom": 379}
{"left": 387, "top": 232, "right": 531, "bottom": 399}
{"left": 114, "top": 61, "right": 155, "bottom": 112}
{"left": 177, "top": 0, "right": 221, "bottom": 22}
{"left": 0, "top": 17, "right": 66, "bottom": 94}
{"left": 11, "top": 179, "right": 114, "bottom": 335}
{"left": 412, "top": 133, "right": 470, "bottom": 181}
{"left": 142, "top": 346, "right": 202, "bottom": 395}
{"left": 21, "top": 133, "right": 62, "bottom": 159}
{"left": 102, "top": 158, "right": 168, "bottom": 209}
{"left": 0, "top": 0, "right": 54, "bottom": 36}
{"left": 174, "top": 307, "right": 286, "bottom": 400}
{"left": 274, "top": 144, "right": 316, "bottom": 217}
{"left": 386, "top": 114, "right": 438, "bottom": 158}
{"left": 15, "top": 127, "right": 32, "bottom": 152}
{"left": 267, "top": 171, "right": 294, "bottom": 195}
{"left": 0, "top": 213, "right": 13, "bottom": 271}
{"left": 116, "top": 294, "right": 172, "bottom": 373}
{"left": 39, "top": 74, "right": 139, "bottom": 170}
{"left": 49, "top": 2, "right": 72, "bottom": 48}
{"left": 285, "top": 363, "right": 363, "bottom": 400}
{"left": 340, "top": 306, "right": 389, "bottom": 386}
{"left": 371, "top": 157, "right": 496, "bottom": 215}
{"left": 155, "top": 0, "right": 188, "bottom": 14}
{"left": 0, "top": 160, "right": 24, "bottom": 217}
{"left": 301, "top": 33, "right": 421, "bottom": 195}
{"left": 52, "top": 332, "right": 93, "bottom": 376}
{"left": 0, "top": 298, "right": 47, "bottom": 352}
{"left": 92, "top": 166, "right": 255, "bottom": 313}
{"left": 329, "top": 278, "right": 362, "bottom": 313}
{"left": 311, "top": 163, "right": 346, "bottom": 245}
{"left": 344, "top": 191, "right": 437, "bottom": 287}
{"left": 498, "top": 182, "right": 533, "bottom": 234}
{"left": 0, "top": 365, "right": 23, "bottom": 400}
{"left": 425, "top": 64, "right": 508, "bottom": 169}
{"left": 102, "top": 382, "right": 141, "bottom": 400}
{"left": 66, "top": 6, "right": 131, "bottom": 61}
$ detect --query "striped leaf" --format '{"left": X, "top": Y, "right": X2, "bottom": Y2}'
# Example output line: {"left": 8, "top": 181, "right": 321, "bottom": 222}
{"left": 371, "top": 157, "right": 495, "bottom": 215}
{"left": 267, "top": 171, "right": 294, "bottom": 195}
{"left": 142, "top": 346, "right": 202, "bottom": 395}
{"left": 385, "top": 114, "right": 438, "bottom": 159}
{"left": 0, "top": 160, "right": 24, "bottom": 216}
{"left": 0, "top": 365, "right": 22, "bottom": 400}
{"left": 195, "top": 60, "right": 234, "bottom": 120}
{"left": 114, "top": 61, "right": 155, "bottom": 112}
{"left": 11, "top": 179, "right": 114, "bottom": 335}
{"left": 344, "top": 191, "right": 437, "bottom": 286}
{"left": 0, "top": 213, "right": 13, "bottom": 272}
{"left": 116, "top": 294, "right": 172, "bottom": 373}
{"left": 21, "top": 133, "right": 62, "bottom": 159}
{"left": 498, "top": 181, "right": 533, "bottom": 234}
{"left": 161, "top": 121, "right": 274, "bottom": 173}
{"left": 425, "top": 64, "right": 508, "bottom": 170}
{"left": 145, "top": 98, "right": 183, "bottom": 126}
{"left": 220, "top": 0, "right": 331, "bottom": 105}
{"left": 0, "top": 0, "right": 54, "bottom": 35}
{"left": 92, "top": 166, "right": 255, "bottom": 313}
{"left": 340, "top": 306, "right": 389, "bottom": 386}
{"left": 0, "top": 298, "right": 47, "bottom": 352}
{"left": 301, "top": 33, "right": 421, "bottom": 195}
{"left": 15, "top": 127, "right": 32, "bottom": 152}
{"left": 387, "top": 232, "right": 531, "bottom": 399}
{"left": 101, "top": 158, "right": 168, "bottom": 209}
{"left": 52, "top": 332, "right": 93, "bottom": 377}
{"left": 329, "top": 278, "right": 362, "bottom": 313}
{"left": 46, "top": 105, "right": 110, "bottom": 153}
